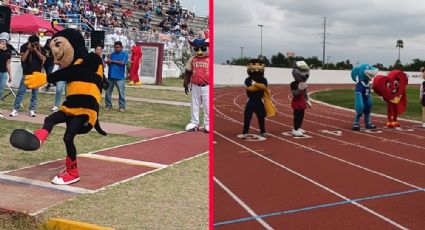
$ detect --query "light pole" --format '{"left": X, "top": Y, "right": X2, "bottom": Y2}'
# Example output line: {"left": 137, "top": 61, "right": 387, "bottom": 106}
{"left": 240, "top": 46, "right": 244, "bottom": 59}
{"left": 258, "top": 24, "right": 263, "bottom": 57}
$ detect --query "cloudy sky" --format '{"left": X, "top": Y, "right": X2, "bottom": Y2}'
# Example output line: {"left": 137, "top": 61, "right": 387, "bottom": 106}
{"left": 214, "top": 0, "right": 425, "bottom": 67}
{"left": 180, "top": 0, "right": 209, "bottom": 17}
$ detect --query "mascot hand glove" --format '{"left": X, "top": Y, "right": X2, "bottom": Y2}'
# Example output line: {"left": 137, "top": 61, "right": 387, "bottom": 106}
{"left": 307, "top": 100, "right": 312, "bottom": 108}
{"left": 183, "top": 81, "right": 190, "bottom": 95}
{"left": 298, "top": 82, "right": 307, "bottom": 90}
{"left": 184, "top": 85, "right": 190, "bottom": 95}
{"left": 24, "top": 72, "right": 47, "bottom": 89}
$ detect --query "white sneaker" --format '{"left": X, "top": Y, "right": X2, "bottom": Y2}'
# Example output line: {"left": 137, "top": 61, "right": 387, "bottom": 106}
{"left": 29, "top": 110, "right": 36, "bottom": 117}
{"left": 9, "top": 109, "right": 18, "bottom": 117}
{"left": 298, "top": 129, "right": 306, "bottom": 134}
{"left": 51, "top": 106, "right": 59, "bottom": 112}
{"left": 422, "top": 123, "right": 425, "bottom": 128}
{"left": 0, "top": 112, "right": 4, "bottom": 118}
{"left": 292, "top": 129, "right": 304, "bottom": 137}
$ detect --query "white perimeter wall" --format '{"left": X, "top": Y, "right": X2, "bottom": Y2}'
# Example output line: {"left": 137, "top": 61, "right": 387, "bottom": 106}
{"left": 214, "top": 64, "right": 424, "bottom": 86}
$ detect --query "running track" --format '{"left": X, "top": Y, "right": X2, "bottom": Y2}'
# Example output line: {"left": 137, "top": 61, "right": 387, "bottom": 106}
{"left": 213, "top": 84, "right": 425, "bottom": 229}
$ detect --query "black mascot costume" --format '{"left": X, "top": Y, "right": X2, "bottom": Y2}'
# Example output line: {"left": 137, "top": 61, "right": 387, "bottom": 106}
{"left": 10, "top": 29, "right": 107, "bottom": 185}
{"left": 241, "top": 59, "right": 276, "bottom": 138}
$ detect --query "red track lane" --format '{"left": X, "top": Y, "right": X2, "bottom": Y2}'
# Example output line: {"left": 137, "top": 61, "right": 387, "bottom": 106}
{"left": 214, "top": 134, "right": 401, "bottom": 229}
{"left": 229, "top": 95, "right": 425, "bottom": 187}
{"left": 214, "top": 85, "right": 425, "bottom": 229}
{"left": 97, "top": 131, "right": 209, "bottom": 164}
{"left": 227, "top": 91, "right": 425, "bottom": 189}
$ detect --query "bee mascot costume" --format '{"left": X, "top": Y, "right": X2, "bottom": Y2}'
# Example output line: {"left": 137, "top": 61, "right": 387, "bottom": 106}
{"left": 183, "top": 37, "right": 209, "bottom": 132}
{"left": 351, "top": 64, "right": 378, "bottom": 131}
{"left": 10, "top": 29, "right": 107, "bottom": 185}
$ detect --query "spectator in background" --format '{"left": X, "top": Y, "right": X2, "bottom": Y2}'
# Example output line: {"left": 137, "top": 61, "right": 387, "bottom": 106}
{"left": 0, "top": 33, "right": 12, "bottom": 118}
{"left": 95, "top": 44, "right": 106, "bottom": 68}
{"left": 105, "top": 41, "right": 128, "bottom": 112}
{"left": 50, "top": 64, "right": 66, "bottom": 112}
{"left": 43, "top": 38, "right": 54, "bottom": 92}
{"left": 10, "top": 35, "right": 46, "bottom": 117}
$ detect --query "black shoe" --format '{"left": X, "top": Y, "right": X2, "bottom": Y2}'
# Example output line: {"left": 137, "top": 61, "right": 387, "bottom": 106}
{"left": 352, "top": 124, "right": 360, "bottom": 131}
{"left": 10, "top": 129, "right": 41, "bottom": 151}
{"left": 365, "top": 124, "right": 377, "bottom": 129}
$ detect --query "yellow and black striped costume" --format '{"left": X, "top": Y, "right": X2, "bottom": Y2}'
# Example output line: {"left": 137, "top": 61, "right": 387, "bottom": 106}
{"left": 46, "top": 53, "right": 106, "bottom": 134}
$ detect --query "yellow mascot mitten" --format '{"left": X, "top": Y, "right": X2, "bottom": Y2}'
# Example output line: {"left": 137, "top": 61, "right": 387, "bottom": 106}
{"left": 24, "top": 71, "right": 47, "bottom": 89}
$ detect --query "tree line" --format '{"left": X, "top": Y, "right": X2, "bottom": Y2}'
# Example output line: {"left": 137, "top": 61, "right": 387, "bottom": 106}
{"left": 224, "top": 53, "right": 425, "bottom": 72}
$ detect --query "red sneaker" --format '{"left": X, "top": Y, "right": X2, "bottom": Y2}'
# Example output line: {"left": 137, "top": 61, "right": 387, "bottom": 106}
{"left": 51, "top": 157, "right": 80, "bottom": 185}
{"left": 34, "top": 129, "right": 49, "bottom": 146}
{"left": 386, "top": 122, "right": 394, "bottom": 128}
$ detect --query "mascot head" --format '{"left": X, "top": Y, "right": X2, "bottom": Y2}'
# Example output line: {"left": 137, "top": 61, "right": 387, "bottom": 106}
{"left": 189, "top": 38, "right": 209, "bottom": 57}
{"left": 50, "top": 29, "right": 87, "bottom": 68}
{"left": 351, "top": 64, "right": 378, "bottom": 83}
{"left": 247, "top": 59, "right": 265, "bottom": 82}
{"left": 292, "top": 61, "right": 310, "bottom": 83}
{"left": 372, "top": 70, "right": 408, "bottom": 104}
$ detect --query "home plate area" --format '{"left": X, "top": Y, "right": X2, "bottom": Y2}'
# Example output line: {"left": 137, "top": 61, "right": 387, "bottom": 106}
{"left": 0, "top": 131, "right": 208, "bottom": 216}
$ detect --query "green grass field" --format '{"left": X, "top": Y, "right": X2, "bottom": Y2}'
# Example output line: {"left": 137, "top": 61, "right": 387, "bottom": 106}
{"left": 310, "top": 86, "right": 423, "bottom": 121}
{"left": 0, "top": 83, "right": 207, "bottom": 230}
{"left": 125, "top": 87, "right": 190, "bottom": 102}
{"left": 148, "top": 77, "right": 183, "bottom": 87}
{"left": 1, "top": 92, "right": 190, "bottom": 131}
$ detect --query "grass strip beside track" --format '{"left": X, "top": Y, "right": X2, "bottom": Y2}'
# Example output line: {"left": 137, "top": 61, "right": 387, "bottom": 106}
{"left": 1, "top": 93, "right": 190, "bottom": 131}
{"left": 125, "top": 88, "right": 190, "bottom": 103}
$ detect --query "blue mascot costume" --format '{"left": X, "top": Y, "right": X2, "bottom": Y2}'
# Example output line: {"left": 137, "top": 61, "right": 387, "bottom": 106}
{"left": 351, "top": 64, "right": 378, "bottom": 131}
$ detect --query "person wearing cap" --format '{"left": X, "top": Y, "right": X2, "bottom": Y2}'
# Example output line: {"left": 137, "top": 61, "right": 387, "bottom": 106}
{"left": 10, "top": 35, "right": 46, "bottom": 117}
{"left": 0, "top": 32, "right": 18, "bottom": 55}
{"left": 0, "top": 33, "right": 12, "bottom": 118}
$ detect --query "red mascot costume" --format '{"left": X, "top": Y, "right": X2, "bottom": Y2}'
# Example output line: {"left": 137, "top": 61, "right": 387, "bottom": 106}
{"left": 129, "top": 45, "right": 142, "bottom": 86}
{"left": 372, "top": 70, "right": 408, "bottom": 128}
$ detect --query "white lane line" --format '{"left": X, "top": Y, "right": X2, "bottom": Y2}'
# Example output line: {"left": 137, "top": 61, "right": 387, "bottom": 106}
{"left": 273, "top": 91, "right": 425, "bottom": 139}
{"left": 79, "top": 154, "right": 168, "bottom": 169}
{"left": 0, "top": 173, "right": 95, "bottom": 194}
{"left": 215, "top": 131, "right": 408, "bottom": 230}
{"left": 214, "top": 177, "right": 274, "bottom": 230}
{"left": 216, "top": 105, "right": 423, "bottom": 190}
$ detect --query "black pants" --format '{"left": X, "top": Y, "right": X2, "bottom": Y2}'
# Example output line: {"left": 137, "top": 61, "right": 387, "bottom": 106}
{"left": 293, "top": 109, "right": 305, "bottom": 130}
{"left": 243, "top": 99, "right": 266, "bottom": 134}
{"left": 43, "top": 111, "right": 89, "bottom": 161}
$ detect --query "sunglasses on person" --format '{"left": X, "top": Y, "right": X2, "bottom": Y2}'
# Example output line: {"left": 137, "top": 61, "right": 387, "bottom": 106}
{"left": 194, "top": 47, "right": 207, "bottom": 52}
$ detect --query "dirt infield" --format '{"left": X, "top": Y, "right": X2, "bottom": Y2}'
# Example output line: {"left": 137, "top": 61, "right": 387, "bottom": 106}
{"left": 214, "top": 85, "right": 425, "bottom": 229}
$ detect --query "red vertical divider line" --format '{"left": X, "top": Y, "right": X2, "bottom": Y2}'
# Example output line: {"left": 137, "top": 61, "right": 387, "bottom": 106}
{"left": 208, "top": 0, "right": 214, "bottom": 229}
